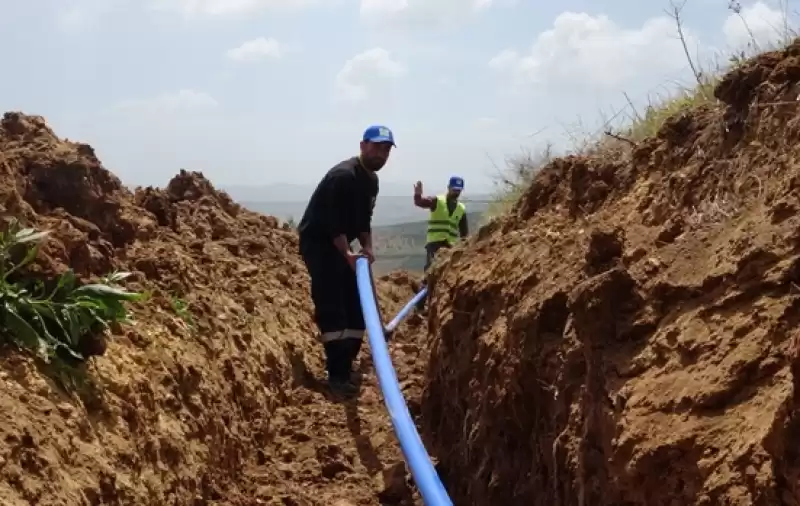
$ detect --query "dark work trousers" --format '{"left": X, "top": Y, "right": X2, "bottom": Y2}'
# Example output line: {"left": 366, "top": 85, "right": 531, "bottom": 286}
{"left": 299, "top": 235, "right": 365, "bottom": 383}
{"left": 416, "top": 241, "right": 450, "bottom": 311}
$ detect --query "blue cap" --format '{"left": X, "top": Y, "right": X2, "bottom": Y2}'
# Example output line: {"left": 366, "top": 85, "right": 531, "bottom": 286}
{"left": 448, "top": 176, "right": 464, "bottom": 190}
{"left": 363, "top": 125, "right": 396, "bottom": 146}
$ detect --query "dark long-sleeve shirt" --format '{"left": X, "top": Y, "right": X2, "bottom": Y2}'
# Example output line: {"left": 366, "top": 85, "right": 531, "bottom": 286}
{"left": 298, "top": 156, "right": 378, "bottom": 242}
{"left": 414, "top": 194, "right": 468, "bottom": 238}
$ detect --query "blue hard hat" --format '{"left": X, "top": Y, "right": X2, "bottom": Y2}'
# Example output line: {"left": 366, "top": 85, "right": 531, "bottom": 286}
{"left": 448, "top": 176, "right": 464, "bottom": 190}
{"left": 362, "top": 125, "right": 396, "bottom": 146}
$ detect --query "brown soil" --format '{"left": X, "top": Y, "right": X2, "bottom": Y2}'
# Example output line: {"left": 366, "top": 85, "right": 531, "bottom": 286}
{"left": 0, "top": 112, "right": 429, "bottom": 506}
{"left": 421, "top": 41, "right": 800, "bottom": 505}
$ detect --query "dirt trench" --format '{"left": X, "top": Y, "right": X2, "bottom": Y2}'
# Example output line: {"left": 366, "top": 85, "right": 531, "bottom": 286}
{"left": 420, "top": 39, "right": 800, "bottom": 505}
{"left": 0, "top": 112, "right": 433, "bottom": 506}
{"left": 11, "top": 37, "right": 800, "bottom": 506}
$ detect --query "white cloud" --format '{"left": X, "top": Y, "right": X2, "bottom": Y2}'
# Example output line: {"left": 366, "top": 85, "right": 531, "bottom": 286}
{"left": 723, "top": 1, "right": 787, "bottom": 50}
{"left": 334, "top": 48, "right": 406, "bottom": 102}
{"left": 359, "top": 0, "right": 491, "bottom": 28}
{"left": 227, "top": 37, "right": 283, "bottom": 62}
{"left": 470, "top": 117, "right": 498, "bottom": 129}
{"left": 110, "top": 89, "right": 219, "bottom": 114}
{"left": 487, "top": 49, "right": 519, "bottom": 71}
{"left": 55, "top": 0, "right": 117, "bottom": 30}
{"left": 488, "top": 11, "right": 697, "bottom": 92}
{"left": 57, "top": 7, "right": 93, "bottom": 29}
{"left": 436, "top": 76, "right": 455, "bottom": 88}
{"left": 149, "top": 0, "right": 317, "bottom": 16}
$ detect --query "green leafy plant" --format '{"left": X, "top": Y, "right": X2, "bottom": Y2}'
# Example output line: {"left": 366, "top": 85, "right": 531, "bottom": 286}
{"left": 0, "top": 218, "right": 145, "bottom": 362}
{"left": 170, "top": 295, "right": 194, "bottom": 328}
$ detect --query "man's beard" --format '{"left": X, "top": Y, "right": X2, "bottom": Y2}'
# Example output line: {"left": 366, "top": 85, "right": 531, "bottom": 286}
{"left": 364, "top": 157, "right": 385, "bottom": 171}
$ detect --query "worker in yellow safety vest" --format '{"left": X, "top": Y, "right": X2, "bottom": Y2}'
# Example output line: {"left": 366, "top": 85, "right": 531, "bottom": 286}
{"left": 412, "top": 176, "right": 468, "bottom": 312}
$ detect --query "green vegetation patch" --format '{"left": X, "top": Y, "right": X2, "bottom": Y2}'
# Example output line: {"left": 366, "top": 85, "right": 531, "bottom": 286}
{"left": 0, "top": 218, "right": 145, "bottom": 364}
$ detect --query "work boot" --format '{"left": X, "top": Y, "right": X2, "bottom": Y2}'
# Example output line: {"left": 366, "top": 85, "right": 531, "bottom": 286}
{"left": 329, "top": 377, "right": 358, "bottom": 398}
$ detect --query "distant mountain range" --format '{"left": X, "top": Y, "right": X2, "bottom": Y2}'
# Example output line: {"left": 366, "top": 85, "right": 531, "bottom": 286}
{"left": 370, "top": 211, "right": 489, "bottom": 273}
{"left": 222, "top": 183, "right": 495, "bottom": 273}
{"left": 221, "top": 181, "right": 417, "bottom": 202}
{"left": 228, "top": 184, "right": 493, "bottom": 227}
{"left": 236, "top": 199, "right": 492, "bottom": 273}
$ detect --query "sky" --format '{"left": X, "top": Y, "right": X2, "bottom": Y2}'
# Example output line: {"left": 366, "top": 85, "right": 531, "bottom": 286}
{"left": 0, "top": 0, "right": 793, "bottom": 197}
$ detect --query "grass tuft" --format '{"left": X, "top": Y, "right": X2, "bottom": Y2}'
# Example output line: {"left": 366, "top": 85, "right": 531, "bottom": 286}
{"left": 490, "top": 1, "right": 798, "bottom": 213}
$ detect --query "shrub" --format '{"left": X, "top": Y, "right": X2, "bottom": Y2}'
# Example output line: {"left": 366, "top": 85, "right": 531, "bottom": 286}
{"left": 0, "top": 218, "right": 145, "bottom": 363}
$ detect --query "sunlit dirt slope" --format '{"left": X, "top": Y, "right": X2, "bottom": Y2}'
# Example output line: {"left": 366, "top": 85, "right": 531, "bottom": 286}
{"left": 0, "top": 112, "right": 429, "bottom": 506}
{"left": 421, "top": 40, "right": 800, "bottom": 506}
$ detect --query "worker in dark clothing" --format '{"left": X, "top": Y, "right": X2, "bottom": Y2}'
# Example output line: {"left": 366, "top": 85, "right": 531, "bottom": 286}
{"left": 297, "top": 125, "right": 395, "bottom": 397}
{"left": 413, "top": 176, "right": 468, "bottom": 312}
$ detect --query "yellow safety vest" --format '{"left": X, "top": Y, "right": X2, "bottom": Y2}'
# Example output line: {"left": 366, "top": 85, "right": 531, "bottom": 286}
{"left": 426, "top": 195, "right": 465, "bottom": 245}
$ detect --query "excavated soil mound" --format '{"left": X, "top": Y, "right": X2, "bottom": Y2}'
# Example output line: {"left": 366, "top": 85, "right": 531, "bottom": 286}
{"left": 421, "top": 41, "right": 800, "bottom": 505}
{"left": 0, "top": 112, "right": 429, "bottom": 506}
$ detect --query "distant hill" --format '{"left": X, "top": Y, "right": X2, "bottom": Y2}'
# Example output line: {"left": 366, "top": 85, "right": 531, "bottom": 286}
{"left": 371, "top": 210, "right": 488, "bottom": 274}
{"left": 222, "top": 181, "right": 415, "bottom": 202}
{"left": 240, "top": 195, "right": 492, "bottom": 227}
{"left": 236, "top": 193, "right": 492, "bottom": 274}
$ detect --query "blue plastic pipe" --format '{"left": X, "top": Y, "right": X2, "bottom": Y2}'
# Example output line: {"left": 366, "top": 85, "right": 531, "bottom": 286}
{"left": 384, "top": 286, "right": 428, "bottom": 333}
{"left": 354, "top": 257, "right": 452, "bottom": 506}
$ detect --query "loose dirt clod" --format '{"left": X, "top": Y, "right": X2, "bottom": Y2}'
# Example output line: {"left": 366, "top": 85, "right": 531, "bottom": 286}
{"left": 421, "top": 40, "right": 800, "bottom": 505}
{"left": 0, "top": 111, "right": 429, "bottom": 505}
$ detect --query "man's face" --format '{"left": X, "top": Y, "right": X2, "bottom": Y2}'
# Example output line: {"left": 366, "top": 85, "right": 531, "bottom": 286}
{"left": 447, "top": 188, "right": 462, "bottom": 200}
{"left": 360, "top": 141, "right": 393, "bottom": 171}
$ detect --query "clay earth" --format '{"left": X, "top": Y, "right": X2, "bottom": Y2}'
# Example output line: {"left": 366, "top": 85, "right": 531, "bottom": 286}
{"left": 2, "top": 39, "right": 800, "bottom": 506}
